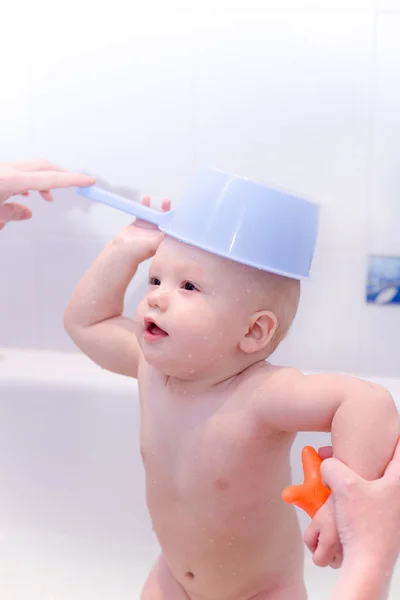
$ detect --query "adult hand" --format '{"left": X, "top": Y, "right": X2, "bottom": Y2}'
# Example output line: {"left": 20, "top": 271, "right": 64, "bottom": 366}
{"left": 0, "top": 160, "right": 95, "bottom": 230}
{"left": 320, "top": 443, "right": 400, "bottom": 600}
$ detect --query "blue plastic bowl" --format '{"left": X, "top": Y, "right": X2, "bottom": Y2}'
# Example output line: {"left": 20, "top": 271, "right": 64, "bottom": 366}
{"left": 78, "top": 167, "right": 319, "bottom": 280}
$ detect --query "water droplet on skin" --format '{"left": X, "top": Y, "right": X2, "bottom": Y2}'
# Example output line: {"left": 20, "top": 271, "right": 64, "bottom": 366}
{"left": 192, "top": 395, "right": 197, "bottom": 399}
{"left": 188, "top": 353, "right": 192, "bottom": 359}
{"left": 219, "top": 564, "right": 223, "bottom": 569}
{"left": 209, "top": 538, "right": 214, "bottom": 543}
{"left": 232, "top": 572, "right": 236, "bottom": 577}
{"left": 189, "top": 369, "right": 195, "bottom": 374}
{"left": 91, "top": 300, "right": 97, "bottom": 305}
{"left": 242, "top": 516, "right": 247, "bottom": 521}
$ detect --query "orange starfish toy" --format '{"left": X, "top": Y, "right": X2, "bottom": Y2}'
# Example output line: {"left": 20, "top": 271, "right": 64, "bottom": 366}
{"left": 282, "top": 446, "right": 331, "bottom": 518}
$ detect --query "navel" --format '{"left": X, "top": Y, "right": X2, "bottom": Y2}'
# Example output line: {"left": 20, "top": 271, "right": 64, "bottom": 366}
{"left": 214, "top": 477, "right": 230, "bottom": 491}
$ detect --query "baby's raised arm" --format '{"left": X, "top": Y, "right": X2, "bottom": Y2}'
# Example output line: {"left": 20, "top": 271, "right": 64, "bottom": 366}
{"left": 64, "top": 198, "right": 170, "bottom": 378}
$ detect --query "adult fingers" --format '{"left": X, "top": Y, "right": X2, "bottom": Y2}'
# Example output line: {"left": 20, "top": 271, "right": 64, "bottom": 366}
{"left": 18, "top": 171, "right": 95, "bottom": 193}
{"left": 8, "top": 160, "right": 67, "bottom": 173}
{"left": 0, "top": 203, "right": 32, "bottom": 223}
{"left": 383, "top": 439, "right": 400, "bottom": 480}
{"left": 320, "top": 458, "right": 360, "bottom": 497}
{"left": 39, "top": 190, "right": 54, "bottom": 201}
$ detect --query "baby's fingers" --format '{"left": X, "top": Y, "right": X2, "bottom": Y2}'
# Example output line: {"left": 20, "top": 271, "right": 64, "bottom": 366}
{"left": 161, "top": 198, "right": 171, "bottom": 212}
{"left": 309, "top": 512, "right": 342, "bottom": 569}
{"left": 141, "top": 196, "right": 171, "bottom": 212}
{"left": 304, "top": 521, "right": 319, "bottom": 555}
{"left": 142, "top": 195, "right": 151, "bottom": 207}
{"left": 135, "top": 196, "right": 155, "bottom": 229}
{"left": 313, "top": 534, "right": 342, "bottom": 569}
{"left": 135, "top": 196, "right": 170, "bottom": 229}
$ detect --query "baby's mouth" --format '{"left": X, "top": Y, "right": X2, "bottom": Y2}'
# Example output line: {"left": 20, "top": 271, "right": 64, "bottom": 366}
{"left": 144, "top": 318, "right": 169, "bottom": 338}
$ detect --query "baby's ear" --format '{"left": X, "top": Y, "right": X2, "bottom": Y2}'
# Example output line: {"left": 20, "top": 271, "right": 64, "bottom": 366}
{"left": 239, "top": 310, "right": 278, "bottom": 354}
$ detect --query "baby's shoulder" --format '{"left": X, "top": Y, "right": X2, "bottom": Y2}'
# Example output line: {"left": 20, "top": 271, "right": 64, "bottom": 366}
{"left": 239, "top": 361, "right": 303, "bottom": 394}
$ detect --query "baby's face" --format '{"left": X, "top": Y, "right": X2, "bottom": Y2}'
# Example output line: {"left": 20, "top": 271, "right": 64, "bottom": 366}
{"left": 136, "top": 237, "right": 253, "bottom": 379}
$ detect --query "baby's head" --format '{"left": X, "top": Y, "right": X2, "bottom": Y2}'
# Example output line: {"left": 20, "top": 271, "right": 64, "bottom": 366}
{"left": 136, "top": 236, "right": 300, "bottom": 381}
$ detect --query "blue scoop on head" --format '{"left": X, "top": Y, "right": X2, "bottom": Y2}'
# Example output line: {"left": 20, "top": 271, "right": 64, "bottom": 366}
{"left": 77, "top": 167, "right": 319, "bottom": 280}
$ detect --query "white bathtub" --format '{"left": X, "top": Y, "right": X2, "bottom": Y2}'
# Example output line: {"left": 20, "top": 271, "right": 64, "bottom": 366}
{"left": 0, "top": 348, "right": 399, "bottom": 599}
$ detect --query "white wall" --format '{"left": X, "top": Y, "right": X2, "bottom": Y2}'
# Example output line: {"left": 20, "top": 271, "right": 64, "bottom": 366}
{"left": 2, "top": 0, "right": 400, "bottom": 377}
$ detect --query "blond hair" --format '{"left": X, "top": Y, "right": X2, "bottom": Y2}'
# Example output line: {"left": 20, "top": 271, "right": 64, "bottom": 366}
{"left": 267, "top": 274, "right": 300, "bottom": 354}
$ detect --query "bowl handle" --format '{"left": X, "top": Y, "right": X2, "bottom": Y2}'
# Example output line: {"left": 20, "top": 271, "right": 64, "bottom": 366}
{"left": 77, "top": 186, "right": 175, "bottom": 227}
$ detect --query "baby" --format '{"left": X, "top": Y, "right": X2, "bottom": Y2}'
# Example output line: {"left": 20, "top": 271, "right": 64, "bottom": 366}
{"left": 65, "top": 197, "right": 399, "bottom": 600}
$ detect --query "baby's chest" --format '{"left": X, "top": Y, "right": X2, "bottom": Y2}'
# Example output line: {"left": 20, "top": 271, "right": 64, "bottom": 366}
{"left": 139, "top": 383, "right": 275, "bottom": 488}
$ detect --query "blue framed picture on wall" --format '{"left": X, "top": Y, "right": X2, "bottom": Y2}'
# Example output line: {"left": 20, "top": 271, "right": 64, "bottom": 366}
{"left": 366, "top": 256, "right": 400, "bottom": 305}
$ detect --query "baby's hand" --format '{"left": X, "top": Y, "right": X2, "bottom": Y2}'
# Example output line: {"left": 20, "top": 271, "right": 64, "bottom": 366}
{"left": 303, "top": 497, "right": 343, "bottom": 569}
{"left": 114, "top": 197, "right": 171, "bottom": 261}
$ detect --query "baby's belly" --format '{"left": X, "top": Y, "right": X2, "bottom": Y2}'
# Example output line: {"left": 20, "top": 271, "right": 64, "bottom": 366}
{"left": 146, "top": 478, "right": 304, "bottom": 600}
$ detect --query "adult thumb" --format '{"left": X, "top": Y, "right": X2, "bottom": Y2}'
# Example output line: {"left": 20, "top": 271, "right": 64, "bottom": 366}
{"left": 320, "top": 457, "right": 360, "bottom": 496}
{"left": 383, "top": 439, "right": 400, "bottom": 480}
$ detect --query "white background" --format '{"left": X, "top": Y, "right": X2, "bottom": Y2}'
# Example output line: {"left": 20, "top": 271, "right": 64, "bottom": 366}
{"left": 2, "top": 0, "right": 400, "bottom": 377}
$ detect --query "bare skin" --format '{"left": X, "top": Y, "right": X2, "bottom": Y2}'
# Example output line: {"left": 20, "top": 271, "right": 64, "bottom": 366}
{"left": 64, "top": 199, "right": 399, "bottom": 600}
{"left": 0, "top": 159, "right": 95, "bottom": 229}
{"left": 320, "top": 444, "right": 400, "bottom": 600}
{"left": 138, "top": 360, "right": 307, "bottom": 600}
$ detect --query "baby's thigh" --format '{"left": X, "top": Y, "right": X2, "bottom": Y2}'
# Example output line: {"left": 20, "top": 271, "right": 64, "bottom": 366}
{"left": 141, "top": 555, "right": 190, "bottom": 600}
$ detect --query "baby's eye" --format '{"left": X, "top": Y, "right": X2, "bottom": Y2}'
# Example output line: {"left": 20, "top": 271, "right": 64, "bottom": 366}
{"left": 149, "top": 277, "right": 161, "bottom": 286}
{"left": 182, "top": 281, "right": 199, "bottom": 292}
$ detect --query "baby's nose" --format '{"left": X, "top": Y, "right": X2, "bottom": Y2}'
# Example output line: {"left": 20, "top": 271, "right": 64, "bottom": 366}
{"left": 147, "top": 289, "right": 168, "bottom": 311}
